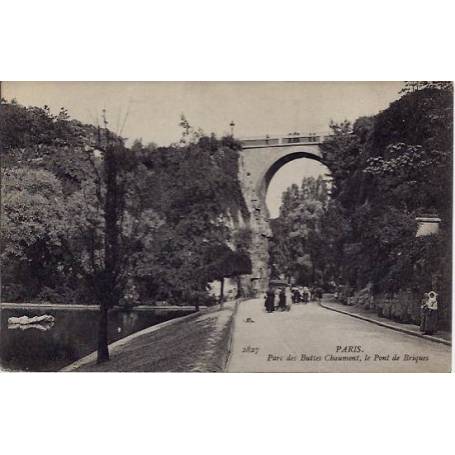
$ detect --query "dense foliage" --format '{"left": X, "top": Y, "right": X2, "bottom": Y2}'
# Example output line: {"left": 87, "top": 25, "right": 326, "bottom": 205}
{"left": 269, "top": 176, "right": 331, "bottom": 286}
{"left": 270, "top": 83, "right": 452, "bottom": 327}
{"left": 1, "top": 101, "right": 250, "bottom": 309}
{"left": 321, "top": 84, "right": 452, "bottom": 326}
{"left": 126, "top": 134, "right": 251, "bottom": 306}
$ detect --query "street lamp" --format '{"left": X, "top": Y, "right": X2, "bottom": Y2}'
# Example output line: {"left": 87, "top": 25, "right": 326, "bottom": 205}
{"left": 229, "top": 121, "right": 235, "bottom": 136}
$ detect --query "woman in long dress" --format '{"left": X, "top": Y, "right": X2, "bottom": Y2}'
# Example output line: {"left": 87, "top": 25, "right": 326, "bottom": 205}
{"left": 421, "top": 291, "right": 438, "bottom": 335}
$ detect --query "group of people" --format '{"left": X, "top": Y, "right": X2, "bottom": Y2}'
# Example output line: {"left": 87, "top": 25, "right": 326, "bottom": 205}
{"left": 291, "top": 286, "right": 312, "bottom": 304}
{"left": 264, "top": 283, "right": 440, "bottom": 334}
{"left": 264, "top": 285, "right": 322, "bottom": 313}
{"left": 420, "top": 291, "right": 438, "bottom": 335}
{"left": 264, "top": 287, "right": 290, "bottom": 313}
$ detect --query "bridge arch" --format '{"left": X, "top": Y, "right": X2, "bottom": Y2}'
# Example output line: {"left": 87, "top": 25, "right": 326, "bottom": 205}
{"left": 237, "top": 133, "right": 330, "bottom": 295}
{"left": 261, "top": 151, "right": 326, "bottom": 205}
{"left": 240, "top": 142, "right": 327, "bottom": 214}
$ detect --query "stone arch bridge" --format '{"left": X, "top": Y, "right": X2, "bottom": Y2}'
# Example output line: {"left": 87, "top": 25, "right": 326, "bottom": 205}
{"left": 237, "top": 132, "right": 330, "bottom": 295}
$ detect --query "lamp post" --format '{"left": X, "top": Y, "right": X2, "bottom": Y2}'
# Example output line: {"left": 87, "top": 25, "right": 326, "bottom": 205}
{"left": 415, "top": 214, "right": 442, "bottom": 303}
{"left": 229, "top": 121, "right": 235, "bottom": 136}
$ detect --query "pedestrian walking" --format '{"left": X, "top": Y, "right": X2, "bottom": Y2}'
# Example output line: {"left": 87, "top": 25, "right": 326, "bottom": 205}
{"left": 292, "top": 288, "right": 301, "bottom": 304}
{"left": 279, "top": 288, "right": 287, "bottom": 311}
{"left": 302, "top": 286, "right": 310, "bottom": 304}
{"left": 286, "top": 287, "right": 293, "bottom": 311}
{"left": 264, "top": 287, "right": 275, "bottom": 313}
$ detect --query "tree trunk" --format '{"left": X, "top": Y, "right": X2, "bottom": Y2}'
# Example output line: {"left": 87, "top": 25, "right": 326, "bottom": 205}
{"left": 104, "top": 145, "right": 119, "bottom": 283}
{"left": 97, "top": 304, "right": 110, "bottom": 363}
{"left": 97, "top": 136, "right": 120, "bottom": 364}
{"left": 219, "top": 277, "right": 225, "bottom": 307}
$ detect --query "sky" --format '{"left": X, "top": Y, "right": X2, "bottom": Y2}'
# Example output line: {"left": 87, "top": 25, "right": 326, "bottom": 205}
{"left": 266, "top": 160, "right": 330, "bottom": 218}
{"left": 3, "top": 81, "right": 404, "bottom": 217}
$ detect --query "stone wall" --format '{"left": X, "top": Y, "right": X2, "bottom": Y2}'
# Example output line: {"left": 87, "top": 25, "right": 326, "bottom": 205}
{"left": 338, "top": 284, "right": 451, "bottom": 330}
{"left": 373, "top": 291, "right": 421, "bottom": 325}
{"left": 350, "top": 287, "right": 438, "bottom": 327}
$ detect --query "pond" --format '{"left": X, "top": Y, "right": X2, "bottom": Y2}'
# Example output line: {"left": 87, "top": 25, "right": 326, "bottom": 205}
{"left": 0, "top": 307, "right": 192, "bottom": 372}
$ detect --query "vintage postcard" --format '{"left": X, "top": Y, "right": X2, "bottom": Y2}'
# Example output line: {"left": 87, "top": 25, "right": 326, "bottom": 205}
{"left": 0, "top": 81, "right": 452, "bottom": 372}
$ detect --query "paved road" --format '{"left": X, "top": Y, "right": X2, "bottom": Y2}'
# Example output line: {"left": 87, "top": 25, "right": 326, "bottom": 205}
{"left": 227, "top": 298, "right": 451, "bottom": 372}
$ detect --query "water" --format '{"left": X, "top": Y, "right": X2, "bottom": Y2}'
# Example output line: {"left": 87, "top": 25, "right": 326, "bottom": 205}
{"left": 0, "top": 307, "right": 191, "bottom": 372}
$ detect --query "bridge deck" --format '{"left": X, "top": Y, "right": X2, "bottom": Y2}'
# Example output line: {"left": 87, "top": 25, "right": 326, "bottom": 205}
{"left": 239, "top": 132, "right": 331, "bottom": 149}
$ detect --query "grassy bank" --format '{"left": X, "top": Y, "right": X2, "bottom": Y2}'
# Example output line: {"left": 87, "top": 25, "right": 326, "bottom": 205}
{"left": 71, "top": 302, "right": 236, "bottom": 372}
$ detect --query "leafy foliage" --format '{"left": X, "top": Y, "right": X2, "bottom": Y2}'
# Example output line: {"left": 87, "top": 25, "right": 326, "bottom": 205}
{"left": 1, "top": 168, "right": 69, "bottom": 300}
{"left": 270, "top": 84, "right": 452, "bottom": 326}
{"left": 318, "top": 84, "right": 452, "bottom": 326}
{"left": 1, "top": 102, "right": 250, "bottom": 309}
{"left": 269, "top": 176, "right": 330, "bottom": 285}
{"left": 128, "top": 132, "right": 250, "bottom": 305}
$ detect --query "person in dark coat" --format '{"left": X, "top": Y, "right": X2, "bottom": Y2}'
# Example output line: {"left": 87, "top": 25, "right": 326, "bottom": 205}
{"left": 264, "top": 288, "right": 275, "bottom": 313}
{"left": 279, "top": 288, "right": 287, "bottom": 311}
{"left": 292, "top": 288, "right": 301, "bottom": 304}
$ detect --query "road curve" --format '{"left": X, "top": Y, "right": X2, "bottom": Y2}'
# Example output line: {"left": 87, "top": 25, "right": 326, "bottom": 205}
{"left": 227, "top": 298, "right": 451, "bottom": 372}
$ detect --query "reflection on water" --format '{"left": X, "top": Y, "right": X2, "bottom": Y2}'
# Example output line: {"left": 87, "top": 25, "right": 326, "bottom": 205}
{"left": 0, "top": 307, "right": 190, "bottom": 372}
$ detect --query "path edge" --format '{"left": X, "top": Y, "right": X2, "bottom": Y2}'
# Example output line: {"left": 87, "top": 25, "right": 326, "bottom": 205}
{"left": 319, "top": 301, "right": 451, "bottom": 347}
{"left": 223, "top": 298, "right": 242, "bottom": 372}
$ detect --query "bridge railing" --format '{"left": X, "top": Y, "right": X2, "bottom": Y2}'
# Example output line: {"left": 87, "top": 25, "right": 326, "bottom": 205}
{"left": 239, "top": 132, "right": 332, "bottom": 148}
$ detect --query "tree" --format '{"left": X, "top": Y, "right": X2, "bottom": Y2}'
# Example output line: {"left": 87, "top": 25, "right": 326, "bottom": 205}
{"left": 204, "top": 244, "right": 252, "bottom": 305}
{"left": 1, "top": 100, "right": 253, "bottom": 363}
{"left": 1, "top": 168, "right": 69, "bottom": 300}
{"left": 269, "top": 176, "right": 330, "bottom": 286}
{"left": 93, "top": 124, "right": 122, "bottom": 362}
{"left": 0, "top": 101, "right": 155, "bottom": 363}
{"left": 82, "top": 117, "right": 163, "bottom": 363}
{"left": 131, "top": 130, "right": 250, "bottom": 308}
{"left": 317, "top": 83, "right": 452, "bottom": 326}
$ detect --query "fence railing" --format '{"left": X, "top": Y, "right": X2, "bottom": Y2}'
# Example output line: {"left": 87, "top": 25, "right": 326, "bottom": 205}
{"left": 239, "top": 132, "right": 331, "bottom": 148}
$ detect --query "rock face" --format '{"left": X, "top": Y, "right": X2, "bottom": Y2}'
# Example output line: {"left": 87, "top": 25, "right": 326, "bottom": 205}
{"left": 236, "top": 153, "right": 272, "bottom": 296}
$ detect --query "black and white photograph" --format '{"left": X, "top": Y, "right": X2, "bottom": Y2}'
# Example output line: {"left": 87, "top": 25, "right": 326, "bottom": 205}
{"left": 2, "top": 3, "right": 455, "bottom": 455}
{"left": 0, "top": 81, "right": 452, "bottom": 373}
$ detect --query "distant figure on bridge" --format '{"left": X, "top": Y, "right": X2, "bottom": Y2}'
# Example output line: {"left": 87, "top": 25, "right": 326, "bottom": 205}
{"left": 264, "top": 288, "right": 275, "bottom": 313}
{"left": 278, "top": 288, "right": 287, "bottom": 311}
